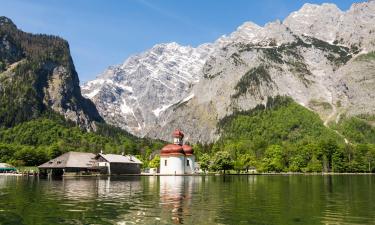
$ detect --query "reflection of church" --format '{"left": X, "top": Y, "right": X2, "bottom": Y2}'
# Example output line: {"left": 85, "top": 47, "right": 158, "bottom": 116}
{"left": 160, "top": 130, "right": 195, "bottom": 175}
{"left": 159, "top": 176, "right": 193, "bottom": 224}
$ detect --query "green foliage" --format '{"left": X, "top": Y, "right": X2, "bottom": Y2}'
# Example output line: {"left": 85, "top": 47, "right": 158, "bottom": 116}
{"left": 14, "top": 146, "right": 49, "bottom": 166}
{"left": 219, "top": 96, "right": 337, "bottom": 146}
{"left": 232, "top": 65, "right": 272, "bottom": 98}
{"left": 209, "top": 151, "right": 234, "bottom": 173}
{"left": 198, "top": 153, "right": 211, "bottom": 172}
{"left": 306, "top": 37, "right": 352, "bottom": 67}
{"left": 260, "top": 145, "right": 285, "bottom": 172}
{"left": 304, "top": 155, "right": 323, "bottom": 172}
{"left": 209, "top": 96, "right": 374, "bottom": 173}
{"left": 331, "top": 116, "right": 375, "bottom": 144}
{"left": 233, "top": 153, "right": 257, "bottom": 173}
{"left": 149, "top": 155, "right": 160, "bottom": 168}
{"left": 0, "top": 116, "right": 165, "bottom": 166}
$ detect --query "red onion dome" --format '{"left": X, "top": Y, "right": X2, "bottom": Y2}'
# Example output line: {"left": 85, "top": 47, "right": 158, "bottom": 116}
{"left": 182, "top": 145, "right": 194, "bottom": 156}
{"left": 172, "top": 129, "right": 184, "bottom": 138}
{"left": 160, "top": 144, "right": 185, "bottom": 156}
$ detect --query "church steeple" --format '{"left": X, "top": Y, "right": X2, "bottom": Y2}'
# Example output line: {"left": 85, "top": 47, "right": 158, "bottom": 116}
{"left": 172, "top": 129, "right": 184, "bottom": 146}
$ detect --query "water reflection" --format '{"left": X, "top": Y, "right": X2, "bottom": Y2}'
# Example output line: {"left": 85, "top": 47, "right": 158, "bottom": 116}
{"left": 159, "top": 176, "right": 194, "bottom": 224}
{"left": 0, "top": 175, "right": 374, "bottom": 225}
{"left": 98, "top": 176, "right": 142, "bottom": 197}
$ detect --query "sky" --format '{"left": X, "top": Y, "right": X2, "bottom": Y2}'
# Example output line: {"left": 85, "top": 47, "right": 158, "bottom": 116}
{"left": 0, "top": 0, "right": 359, "bottom": 83}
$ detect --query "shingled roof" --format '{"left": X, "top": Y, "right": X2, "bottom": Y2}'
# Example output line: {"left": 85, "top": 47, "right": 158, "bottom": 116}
{"left": 38, "top": 152, "right": 97, "bottom": 169}
{"left": 97, "top": 153, "right": 142, "bottom": 164}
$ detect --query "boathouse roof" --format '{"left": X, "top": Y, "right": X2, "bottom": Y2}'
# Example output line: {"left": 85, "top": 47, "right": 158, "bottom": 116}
{"left": 96, "top": 153, "right": 142, "bottom": 164}
{"left": 38, "top": 152, "right": 97, "bottom": 169}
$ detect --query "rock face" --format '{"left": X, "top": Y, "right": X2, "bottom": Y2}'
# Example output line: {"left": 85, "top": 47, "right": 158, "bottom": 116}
{"left": 82, "top": 42, "right": 213, "bottom": 136}
{"left": 0, "top": 17, "right": 103, "bottom": 129}
{"left": 83, "top": 1, "right": 375, "bottom": 142}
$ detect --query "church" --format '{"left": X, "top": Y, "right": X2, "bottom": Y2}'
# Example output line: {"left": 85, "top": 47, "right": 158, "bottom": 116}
{"left": 159, "top": 129, "right": 195, "bottom": 175}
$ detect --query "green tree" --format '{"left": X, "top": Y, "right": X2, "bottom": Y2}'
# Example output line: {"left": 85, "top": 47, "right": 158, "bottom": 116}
{"left": 261, "top": 145, "right": 284, "bottom": 172}
{"left": 332, "top": 149, "right": 345, "bottom": 172}
{"left": 0, "top": 143, "right": 16, "bottom": 162}
{"left": 239, "top": 153, "right": 257, "bottom": 173}
{"left": 199, "top": 153, "right": 210, "bottom": 173}
{"left": 365, "top": 144, "right": 375, "bottom": 172}
{"left": 319, "top": 138, "right": 340, "bottom": 172}
{"left": 14, "top": 146, "right": 48, "bottom": 166}
{"left": 149, "top": 155, "right": 160, "bottom": 169}
{"left": 210, "top": 151, "right": 234, "bottom": 174}
{"left": 304, "top": 155, "right": 322, "bottom": 172}
{"left": 233, "top": 159, "right": 244, "bottom": 173}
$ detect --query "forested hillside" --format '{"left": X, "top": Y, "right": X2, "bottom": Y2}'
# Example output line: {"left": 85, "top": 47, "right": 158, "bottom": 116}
{"left": 193, "top": 96, "right": 375, "bottom": 173}
{"left": 0, "top": 112, "right": 164, "bottom": 166}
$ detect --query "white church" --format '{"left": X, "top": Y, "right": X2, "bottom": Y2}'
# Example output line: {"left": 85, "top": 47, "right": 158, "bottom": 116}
{"left": 159, "top": 129, "right": 195, "bottom": 175}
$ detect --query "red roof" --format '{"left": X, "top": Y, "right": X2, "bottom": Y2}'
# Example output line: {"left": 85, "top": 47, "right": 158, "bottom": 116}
{"left": 182, "top": 145, "right": 194, "bottom": 156}
{"left": 160, "top": 144, "right": 185, "bottom": 156}
{"left": 172, "top": 129, "right": 184, "bottom": 138}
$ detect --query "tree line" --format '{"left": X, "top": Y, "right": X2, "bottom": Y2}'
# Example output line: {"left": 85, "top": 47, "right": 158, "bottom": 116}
{"left": 0, "top": 114, "right": 165, "bottom": 166}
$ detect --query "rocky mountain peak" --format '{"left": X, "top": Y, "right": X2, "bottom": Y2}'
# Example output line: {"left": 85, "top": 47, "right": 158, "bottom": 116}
{"left": 83, "top": 1, "right": 375, "bottom": 142}
{"left": 82, "top": 39, "right": 213, "bottom": 136}
{"left": 284, "top": 1, "right": 375, "bottom": 48}
{"left": 284, "top": 3, "right": 342, "bottom": 43}
{"left": 0, "top": 16, "right": 16, "bottom": 27}
{"left": 299, "top": 3, "right": 341, "bottom": 13}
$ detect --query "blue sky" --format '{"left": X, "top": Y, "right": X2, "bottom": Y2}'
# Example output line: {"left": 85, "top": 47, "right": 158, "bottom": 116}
{"left": 0, "top": 0, "right": 359, "bottom": 83}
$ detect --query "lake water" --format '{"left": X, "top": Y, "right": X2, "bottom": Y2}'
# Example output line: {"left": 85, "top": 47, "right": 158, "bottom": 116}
{"left": 0, "top": 175, "right": 374, "bottom": 225}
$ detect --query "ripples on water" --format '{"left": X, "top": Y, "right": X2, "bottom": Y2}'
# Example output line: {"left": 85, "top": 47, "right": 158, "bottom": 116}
{"left": 0, "top": 175, "right": 374, "bottom": 225}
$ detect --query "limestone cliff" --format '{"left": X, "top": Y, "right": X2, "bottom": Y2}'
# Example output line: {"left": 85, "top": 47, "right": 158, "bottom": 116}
{"left": 0, "top": 17, "right": 103, "bottom": 129}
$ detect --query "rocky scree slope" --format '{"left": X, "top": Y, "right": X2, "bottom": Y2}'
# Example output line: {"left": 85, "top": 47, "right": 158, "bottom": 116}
{"left": 83, "top": 1, "right": 375, "bottom": 143}
{"left": 0, "top": 17, "right": 103, "bottom": 130}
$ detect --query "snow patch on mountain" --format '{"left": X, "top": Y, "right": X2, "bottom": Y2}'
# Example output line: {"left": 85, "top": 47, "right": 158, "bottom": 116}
{"left": 82, "top": 42, "right": 213, "bottom": 136}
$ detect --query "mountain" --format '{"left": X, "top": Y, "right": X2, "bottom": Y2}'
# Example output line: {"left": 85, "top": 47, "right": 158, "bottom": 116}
{"left": 82, "top": 1, "right": 375, "bottom": 143}
{"left": 0, "top": 16, "right": 103, "bottom": 130}
{"left": 0, "top": 17, "right": 166, "bottom": 167}
{"left": 81, "top": 42, "right": 213, "bottom": 136}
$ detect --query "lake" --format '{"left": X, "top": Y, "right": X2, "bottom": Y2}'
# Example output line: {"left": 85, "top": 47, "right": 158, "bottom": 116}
{"left": 0, "top": 175, "right": 374, "bottom": 225}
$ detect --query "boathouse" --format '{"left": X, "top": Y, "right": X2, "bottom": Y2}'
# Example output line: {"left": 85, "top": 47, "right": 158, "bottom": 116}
{"left": 38, "top": 152, "right": 98, "bottom": 176}
{"left": 159, "top": 129, "right": 195, "bottom": 175}
{"left": 95, "top": 153, "right": 142, "bottom": 175}
{"left": 38, "top": 151, "right": 142, "bottom": 176}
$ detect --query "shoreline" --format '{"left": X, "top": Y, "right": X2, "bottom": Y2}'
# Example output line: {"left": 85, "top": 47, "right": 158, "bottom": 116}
{"left": 1, "top": 172, "right": 374, "bottom": 177}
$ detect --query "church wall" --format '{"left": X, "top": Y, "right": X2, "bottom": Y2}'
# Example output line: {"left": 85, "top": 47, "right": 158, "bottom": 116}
{"left": 184, "top": 155, "right": 195, "bottom": 174}
{"left": 160, "top": 155, "right": 185, "bottom": 175}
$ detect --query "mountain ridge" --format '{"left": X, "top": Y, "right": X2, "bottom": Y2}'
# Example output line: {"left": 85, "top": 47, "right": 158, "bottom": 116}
{"left": 82, "top": 1, "right": 375, "bottom": 143}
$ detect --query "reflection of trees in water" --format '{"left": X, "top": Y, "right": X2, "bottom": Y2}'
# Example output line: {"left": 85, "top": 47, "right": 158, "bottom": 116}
{"left": 1, "top": 175, "right": 374, "bottom": 224}
{"left": 60, "top": 177, "right": 98, "bottom": 200}
{"left": 46, "top": 176, "right": 146, "bottom": 224}
{"left": 0, "top": 176, "right": 21, "bottom": 189}
{"left": 45, "top": 176, "right": 143, "bottom": 201}
{"left": 321, "top": 175, "right": 375, "bottom": 225}
{"left": 98, "top": 176, "right": 142, "bottom": 198}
